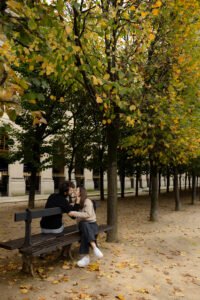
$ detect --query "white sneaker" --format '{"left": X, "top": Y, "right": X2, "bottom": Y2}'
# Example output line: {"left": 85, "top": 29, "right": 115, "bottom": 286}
{"left": 93, "top": 247, "right": 103, "bottom": 258}
{"left": 77, "top": 255, "right": 90, "bottom": 267}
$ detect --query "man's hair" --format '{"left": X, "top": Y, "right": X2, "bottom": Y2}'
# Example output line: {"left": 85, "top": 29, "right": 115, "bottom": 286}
{"left": 59, "top": 181, "right": 75, "bottom": 195}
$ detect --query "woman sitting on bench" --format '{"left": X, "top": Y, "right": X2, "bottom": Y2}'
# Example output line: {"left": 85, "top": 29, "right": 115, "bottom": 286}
{"left": 68, "top": 186, "right": 103, "bottom": 267}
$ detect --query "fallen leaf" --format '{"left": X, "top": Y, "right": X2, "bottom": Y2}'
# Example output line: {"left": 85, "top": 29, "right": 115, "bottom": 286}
{"left": 116, "top": 295, "right": 125, "bottom": 300}
{"left": 87, "top": 262, "right": 100, "bottom": 271}
{"left": 136, "top": 288, "right": 149, "bottom": 294}
{"left": 20, "top": 288, "right": 29, "bottom": 294}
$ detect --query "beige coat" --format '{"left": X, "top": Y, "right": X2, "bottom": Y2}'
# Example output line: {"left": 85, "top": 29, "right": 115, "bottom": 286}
{"left": 71, "top": 198, "right": 96, "bottom": 223}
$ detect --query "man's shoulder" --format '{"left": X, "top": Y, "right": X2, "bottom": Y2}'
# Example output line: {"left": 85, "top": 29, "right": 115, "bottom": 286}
{"left": 47, "top": 193, "right": 67, "bottom": 201}
{"left": 48, "top": 193, "right": 58, "bottom": 199}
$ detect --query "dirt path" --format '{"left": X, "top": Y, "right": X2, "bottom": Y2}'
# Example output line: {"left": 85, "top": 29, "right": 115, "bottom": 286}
{"left": 0, "top": 193, "right": 200, "bottom": 300}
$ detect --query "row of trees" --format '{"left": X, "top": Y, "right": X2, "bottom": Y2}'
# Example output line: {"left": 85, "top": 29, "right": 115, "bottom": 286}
{"left": 0, "top": 0, "right": 200, "bottom": 241}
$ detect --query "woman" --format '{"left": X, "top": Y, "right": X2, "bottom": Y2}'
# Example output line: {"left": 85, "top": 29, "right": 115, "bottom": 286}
{"left": 68, "top": 187, "right": 103, "bottom": 267}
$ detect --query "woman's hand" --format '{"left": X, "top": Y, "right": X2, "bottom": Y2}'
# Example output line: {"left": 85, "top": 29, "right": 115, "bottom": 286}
{"left": 68, "top": 211, "right": 76, "bottom": 217}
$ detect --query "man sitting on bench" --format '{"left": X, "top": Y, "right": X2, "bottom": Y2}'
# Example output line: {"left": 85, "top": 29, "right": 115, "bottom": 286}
{"left": 40, "top": 181, "right": 80, "bottom": 234}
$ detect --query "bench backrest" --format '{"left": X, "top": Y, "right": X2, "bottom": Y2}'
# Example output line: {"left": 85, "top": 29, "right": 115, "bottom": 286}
{"left": 15, "top": 207, "right": 63, "bottom": 222}
{"left": 15, "top": 207, "right": 66, "bottom": 248}
{"left": 15, "top": 200, "right": 100, "bottom": 222}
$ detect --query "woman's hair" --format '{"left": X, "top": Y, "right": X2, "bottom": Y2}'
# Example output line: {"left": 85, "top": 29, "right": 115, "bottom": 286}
{"left": 79, "top": 186, "right": 88, "bottom": 208}
{"left": 59, "top": 181, "right": 75, "bottom": 195}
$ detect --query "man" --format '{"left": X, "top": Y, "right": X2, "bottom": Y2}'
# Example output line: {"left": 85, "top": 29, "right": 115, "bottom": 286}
{"left": 40, "top": 181, "right": 80, "bottom": 234}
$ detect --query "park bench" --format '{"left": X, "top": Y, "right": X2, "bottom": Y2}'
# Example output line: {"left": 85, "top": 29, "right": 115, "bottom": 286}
{"left": 0, "top": 202, "right": 113, "bottom": 276}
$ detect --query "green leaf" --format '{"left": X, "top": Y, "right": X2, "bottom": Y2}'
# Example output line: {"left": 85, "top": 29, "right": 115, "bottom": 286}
{"left": 6, "top": 108, "right": 17, "bottom": 121}
{"left": 56, "top": 0, "right": 64, "bottom": 13}
{"left": 28, "top": 19, "right": 37, "bottom": 31}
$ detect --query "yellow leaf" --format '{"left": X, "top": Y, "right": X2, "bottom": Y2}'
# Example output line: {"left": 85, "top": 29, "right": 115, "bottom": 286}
{"left": 130, "top": 104, "right": 136, "bottom": 111}
{"left": 141, "top": 11, "right": 148, "bottom": 18}
{"left": 152, "top": 9, "right": 159, "bottom": 16}
{"left": 102, "top": 120, "right": 107, "bottom": 125}
{"left": 62, "top": 264, "right": 71, "bottom": 270}
{"left": 46, "top": 65, "right": 54, "bottom": 75}
{"left": 96, "top": 95, "right": 103, "bottom": 103}
{"left": 7, "top": 0, "right": 23, "bottom": 10}
{"left": 29, "top": 65, "right": 34, "bottom": 71}
{"left": 50, "top": 95, "right": 56, "bottom": 100}
{"left": 29, "top": 99, "right": 36, "bottom": 104}
{"left": 52, "top": 280, "right": 59, "bottom": 284}
{"left": 62, "top": 276, "right": 69, "bottom": 282}
{"left": 116, "top": 295, "right": 125, "bottom": 300}
{"left": 59, "top": 97, "right": 65, "bottom": 103}
{"left": 130, "top": 5, "right": 136, "bottom": 11}
{"left": 0, "top": 90, "right": 13, "bottom": 100}
{"left": 72, "top": 45, "right": 81, "bottom": 53}
{"left": 92, "top": 76, "right": 102, "bottom": 85}
{"left": 136, "top": 288, "right": 149, "bottom": 294}
{"left": 88, "top": 262, "right": 100, "bottom": 271}
{"left": 65, "top": 26, "right": 72, "bottom": 34}
{"left": 24, "top": 48, "right": 30, "bottom": 55}
{"left": 103, "top": 73, "right": 110, "bottom": 80}
{"left": 20, "top": 288, "right": 29, "bottom": 294}
{"left": 149, "top": 33, "right": 155, "bottom": 41}
{"left": 99, "top": 20, "right": 107, "bottom": 29}
{"left": 178, "top": 56, "right": 185, "bottom": 64}
{"left": 152, "top": 0, "right": 162, "bottom": 8}
{"left": 107, "top": 119, "right": 112, "bottom": 124}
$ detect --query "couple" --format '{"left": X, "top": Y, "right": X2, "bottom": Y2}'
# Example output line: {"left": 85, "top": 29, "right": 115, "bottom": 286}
{"left": 40, "top": 181, "right": 103, "bottom": 267}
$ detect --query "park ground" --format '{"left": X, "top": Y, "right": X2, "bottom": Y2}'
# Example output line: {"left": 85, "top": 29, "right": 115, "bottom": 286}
{"left": 0, "top": 192, "right": 200, "bottom": 300}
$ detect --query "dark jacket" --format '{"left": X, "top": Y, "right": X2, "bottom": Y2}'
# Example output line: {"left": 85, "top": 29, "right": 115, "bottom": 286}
{"left": 40, "top": 193, "right": 80, "bottom": 229}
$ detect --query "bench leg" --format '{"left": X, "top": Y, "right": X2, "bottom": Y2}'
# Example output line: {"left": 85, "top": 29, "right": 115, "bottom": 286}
{"left": 61, "top": 244, "right": 73, "bottom": 260}
{"left": 21, "top": 254, "right": 34, "bottom": 276}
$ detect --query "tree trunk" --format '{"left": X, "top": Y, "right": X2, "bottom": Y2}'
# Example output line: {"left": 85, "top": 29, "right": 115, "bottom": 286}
{"left": 149, "top": 172, "right": 152, "bottom": 196}
{"left": 131, "top": 176, "right": 134, "bottom": 189}
{"left": 120, "top": 171, "right": 125, "bottom": 199}
{"left": 179, "top": 174, "right": 182, "bottom": 191}
{"left": 28, "top": 169, "right": 37, "bottom": 209}
{"left": 166, "top": 169, "right": 170, "bottom": 193}
{"left": 185, "top": 173, "right": 187, "bottom": 190}
{"left": 188, "top": 175, "right": 191, "bottom": 190}
{"left": 99, "top": 165, "right": 104, "bottom": 201}
{"left": 68, "top": 162, "right": 73, "bottom": 181}
{"left": 106, "top": 123, "right": 119, "bottom": 242}
{"left": 68, "top": 167, "right": 71, "bottom": 181}
{"left": 146, "top": 173, "right": 150, "bottom": 188}
{"left": 149, "top": 164, "right": 159, "bottom": 222}
{"left": 68, "top": 150, "right": 75, "bottom": 181}
{"left": 191, "top": 172, "right": 196, "bottom": 205}
{"left": 99, "top": 146, "right": 105, "bottom": 201}
{"left": 174, "top": 168, "right": 181, "bottom": 211}
{"left": 135, "top": 169, "right": 139, "bottom": 197}
{"left": 159, "top": 171, "right": 161, "bottom": 194}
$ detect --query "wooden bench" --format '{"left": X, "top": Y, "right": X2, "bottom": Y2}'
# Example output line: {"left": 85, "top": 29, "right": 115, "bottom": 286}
{"left": 0, "top": 203, "right": 113, "bottom": 276}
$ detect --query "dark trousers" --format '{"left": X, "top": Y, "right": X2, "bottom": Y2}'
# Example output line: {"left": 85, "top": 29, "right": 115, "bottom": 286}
{"left": 78, "top": 221, "right": 98, "bottom": 254}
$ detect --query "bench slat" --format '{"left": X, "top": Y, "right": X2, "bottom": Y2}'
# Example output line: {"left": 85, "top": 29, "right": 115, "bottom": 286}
{"left": 0, "top": 224, "right": 79, "bottom": 250}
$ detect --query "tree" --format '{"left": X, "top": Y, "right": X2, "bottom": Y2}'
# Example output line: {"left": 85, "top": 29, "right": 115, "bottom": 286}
{"left": 9, "top": 76, "right": 73, "bottom": 208}
{"left": 122, "top": 0, "right": 200, "bottom": 220}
